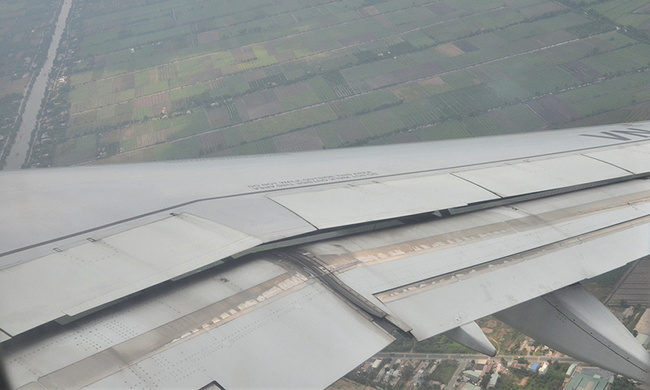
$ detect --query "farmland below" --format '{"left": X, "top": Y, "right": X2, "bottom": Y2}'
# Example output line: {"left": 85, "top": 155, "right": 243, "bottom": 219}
{"left": 21, "top": 0, "right": 650, "bottom": 166}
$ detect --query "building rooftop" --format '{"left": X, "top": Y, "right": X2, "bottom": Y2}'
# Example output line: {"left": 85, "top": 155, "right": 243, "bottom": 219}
{"left": 563, "top": 373, "right": 610, "bottom": 390}
{"left": 461, "top": 383, "right": 482, "bottom": 390}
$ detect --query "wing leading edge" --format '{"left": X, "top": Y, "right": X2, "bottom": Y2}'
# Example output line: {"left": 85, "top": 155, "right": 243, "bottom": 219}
{"left": 1, "top": 121, "right": 650, "bottom": 388}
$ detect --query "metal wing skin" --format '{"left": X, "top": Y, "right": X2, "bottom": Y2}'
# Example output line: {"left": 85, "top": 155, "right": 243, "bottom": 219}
{"left": 1, "top": 121, "right": 650, "bottom": 389}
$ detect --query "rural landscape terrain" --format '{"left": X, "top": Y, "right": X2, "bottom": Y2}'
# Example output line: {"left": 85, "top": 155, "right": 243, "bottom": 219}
{"left": 1, "top": 0, "right": 650, "bottom": 167}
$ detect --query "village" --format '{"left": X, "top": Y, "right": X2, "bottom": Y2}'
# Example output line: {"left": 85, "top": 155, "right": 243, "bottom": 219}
{"left": 332, "top": 354, "right": 637, "bottom": 390}
{"left": 330, "top": 307, "right": 650, "bottom": 390}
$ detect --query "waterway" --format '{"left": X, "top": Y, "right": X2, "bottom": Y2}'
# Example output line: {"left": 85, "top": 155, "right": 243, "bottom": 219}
{"left": 4, "top": 0, "right": 73, "bottom": 170}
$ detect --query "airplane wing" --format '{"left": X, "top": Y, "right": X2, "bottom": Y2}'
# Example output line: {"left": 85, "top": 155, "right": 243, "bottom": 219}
{"left": 1, "top": 121, "right": 650, "bottom": 389}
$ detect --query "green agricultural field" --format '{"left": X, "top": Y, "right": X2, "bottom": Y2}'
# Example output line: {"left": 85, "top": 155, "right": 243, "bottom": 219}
{"left": 52, "top": 134, "right": 98, "bottom": 166}
{"left": 26, "top": 0, "right": 650, "bottom": 167}
{"left": 591, "top": 0, "right": 650, "bottom": 24}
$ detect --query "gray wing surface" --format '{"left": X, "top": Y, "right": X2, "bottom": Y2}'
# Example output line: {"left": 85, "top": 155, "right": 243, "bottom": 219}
{"left": 2, "top": 121, "right": 650, "bottom": 388}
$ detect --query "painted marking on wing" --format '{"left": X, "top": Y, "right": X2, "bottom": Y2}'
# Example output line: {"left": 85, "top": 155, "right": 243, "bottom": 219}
{"left": 580, "top": 127, "right": 650, "bottom": 141}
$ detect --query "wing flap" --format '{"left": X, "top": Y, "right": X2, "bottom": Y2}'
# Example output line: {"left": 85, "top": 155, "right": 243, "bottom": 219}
{"left": 79, "top": 279, "right": 392, "bottom": 390}
{"left": 376, "top": 218, "right": 649, "bottom": 339}
{"left": 294, "top": 180, "right": 650, "bottom": 339}
{"left": 0, "top": 214, "right": 262, "bottom": 336}
{"left": 269, "top": 174, "right": 499, "bottom": 229}
{"left": 7, "top": 258, "right": 393, "bottom": 390}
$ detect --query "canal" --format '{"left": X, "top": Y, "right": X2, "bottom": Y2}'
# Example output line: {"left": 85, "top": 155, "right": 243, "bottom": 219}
{"left": 4, "top": 0, "right": 73, "bottom": 170}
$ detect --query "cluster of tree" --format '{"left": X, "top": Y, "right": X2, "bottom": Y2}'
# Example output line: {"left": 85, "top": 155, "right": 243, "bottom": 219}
{"left": 494, "top": 361, "right": 568, "bottom": 390}
{"left": 425, "top": 360, "right": 458, "bottom": 384}
{"left": 0, "top": 93, "right": 23, "bottom": 167}
{"left": 0, "top": 1, "right": 59, "bottom": 79}
{"left": 611, "top": 376, "right": 642, "bottom": 390}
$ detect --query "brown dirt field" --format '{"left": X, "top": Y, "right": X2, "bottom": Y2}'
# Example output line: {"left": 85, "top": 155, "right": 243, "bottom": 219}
{"left": 113, "top": 73, "right": 135, "bottom": 92}
{"left": 133, "top": 92, "right": 171, "bottom": 114}
{"left": 115, "top": 124, "right": 139, "bottom": 143}
{"left": 436, "top": 43, "right": 464, "bottom": 57}
{"left": 375, "top": 15, "right": 395, "bottom": 29}
{"left": 205, "top": 106, "right": 232, "bottom": 129}
{"left": 391, "top": 87, "right": 409, "bottom": 101}
{"left": 419, "top": 76, "right": 446, "bottom": 86}
{"left": 197, "top": 29, "right": 220, "bottom": 44}
{"left": 243, "top": 68, "right": 268, "bottom": 82}
{"left": 137, "top": 128, "right": 172, "bottom": 148}
{"left": 199, "top": 130, "right": 227, "bottom": 155}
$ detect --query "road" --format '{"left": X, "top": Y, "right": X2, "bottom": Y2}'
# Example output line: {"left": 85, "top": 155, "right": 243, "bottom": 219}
{"left": 373, "top": 351, "right": 581, "bottom": 389}
{"left": 374, "top": 351, "right": 580, "bottom": 364}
